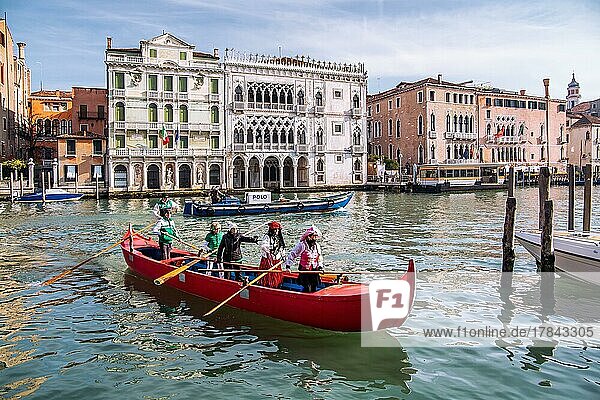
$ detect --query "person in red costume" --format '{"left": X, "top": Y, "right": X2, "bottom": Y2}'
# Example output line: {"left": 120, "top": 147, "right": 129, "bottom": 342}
{"left": 258, "top": 221, "right": 286, "bottom": 288}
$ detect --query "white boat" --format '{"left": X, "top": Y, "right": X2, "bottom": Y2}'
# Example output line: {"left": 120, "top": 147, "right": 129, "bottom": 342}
{"left": 14, "top": 188, "right": 84, "bottom": 203}
{"left": 515, "top": 230, "right": 600, "bottom": 286}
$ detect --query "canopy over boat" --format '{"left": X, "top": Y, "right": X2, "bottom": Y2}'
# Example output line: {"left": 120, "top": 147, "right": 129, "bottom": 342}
{"left": 183, "top": 191, "right": 353, "bottom": 217}
{"left": 15, "top": 188, "right": 84, "bottom": 203}
{"left": 121, "top": 230, "right": 415, "bottom": 331}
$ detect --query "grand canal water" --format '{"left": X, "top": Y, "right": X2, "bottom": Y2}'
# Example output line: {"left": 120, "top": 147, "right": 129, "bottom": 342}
{"left": 0, "top": 188, "right": 599, "bottom": 399}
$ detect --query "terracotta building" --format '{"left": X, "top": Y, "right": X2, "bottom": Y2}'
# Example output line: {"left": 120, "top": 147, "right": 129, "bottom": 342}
{"left": 0, "top": 17, "right": 30, "bottom": 164}
{"left": 56, "top": 87, "right": 107, "bottom": 186}
{"left": 367, "top": 75, "right": 567, "bottom": 172}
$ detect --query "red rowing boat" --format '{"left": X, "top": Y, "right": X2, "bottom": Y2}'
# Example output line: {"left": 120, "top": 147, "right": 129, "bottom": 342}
{"left": 121, "top": 231, "right": 416, "bottom": 332}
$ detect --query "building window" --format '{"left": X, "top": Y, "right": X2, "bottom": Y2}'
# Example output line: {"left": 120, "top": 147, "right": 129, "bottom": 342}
{"left": 418, "top": 115, "right": 423, "bottom": 135}
{"left": 297, "top": 90, "right": 304, "bottom": 105}
{"left": 333, "top": 89, "right": 342, "bottom": 99}
{"left": 98, "top": 105, "right": 105, "bottom": 119}
{"left": 353, "top": 126, "right": 361, "bottom": 145}
{"left": 179, "top": 105, "right": 188, "bottom": 122}
{"left": 446, "top": 93, "right": 451, "bottom": 102}
{"left": 115, "top": 134, "right": 125, "bottom": 148}
{"left": 210, "top": 106, "right": 219, "bottom": 123}
{"left": 388, "top": 99, "right": 392, "bottom": 110}
{"left": 430, "top": 113, "right": 435, "bottom": 131}
{"left": 92, "top": 165, "right": 103, "bottom": 179}
{"left": 332, "top": 122, "right": 343, "bottom": 135}
{"left": 179, "top": 77, "right": 187, "bottom": 92}
{"left": 417, "top": 91, "right": 423, "bottom": 103}
{"left": 179, "top": 135, "right": 189, "bottom": 149}
{"left": 66, "top": 139, "right": 76, "bottom": 156}
{"left": 148, "top": 104, "right": 158, "bottom": 122}
{"left": 164, "top": 76, "right": 173, "bottom": 92}
{"left": 446, "top": 115, "right": 451, "bottom": 132}
{"left": 486, "top": 110, "right": 491, "bottom": 119}
{"left": 470, "top": 95, "right": 474, "bottom": 104}
{"left": 316, "top": 127, "right": 324, "bottom": 145}
{"left": 148, "top": 75, "right": 157, "bottom": 91}
{"left": 210, "top": 136, "right": 220, "bottom": 149}
{"left": 115, "top": 102, "right": 125, "bottom": 121}
{"left": 150, "top": 48, "right": 157, "bottom": 58}
{"left": 388, "top": 119, "right": 393, "bottom": 136}
{"left": 486, "top": 98, "right": 491, "bottom": 106}
{"left": 235, "top": 85, "right": 244, "bottom": 101}
{"left": 210, "top": 79, "right": 219, "bottom": 94}
{"left": 353, "top": 94, "right": 360, "bottom": 108}
{"left": 164, "top": 104, "right": 173, "bottom": 122}
{"left": 65, "top": 165, "right": 77, "bottom": 182}
{"left": 317, "top": 159, "right": 325, "bottom": 172}
{"left": 396, "top": 119, "right": 401, "bottom": 138}
{"left": 396, "top": 97, "right": 401, "bottom": 108}
{"left": 375, "top": 104, "right": 380, "bottom": 113}
{"left": 79, "top": 104, "right": 87, "bottom": 118}
{"left": 179, "top": 51, "right": 187, "bottom": 60}
{"left": 316, "top": 92, "right": 323, "bottom": 106}
{"left": 93, "top": 139, "right": 102, "bottom": 155}
{"left": 80, "top": 124, "right": 88, "bottom": 132}
{"left": 453, "top": 93, "right": 458, "bottom": 103}
{"left": 459, "top": 94, "right": 463, "bottom": 104}
{"left": 335, "top": 155, "right": 343, "bottom": 164}
{"left": 148, "top": 134, "right": 158, "bottom": 148}
{"left": 429, "top": 91, "right": 435, "bottom": 101}
{"left": 114, "top": 72, "right": 125, "bottom": 89}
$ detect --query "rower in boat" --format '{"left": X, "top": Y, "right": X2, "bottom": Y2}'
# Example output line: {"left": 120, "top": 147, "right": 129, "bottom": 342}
{"left": 152, "top": 209, "right": 179, "bottom": 260}
{"left": 198, "top": 221, "right": 224, "bottom": 276}
{"left": 216, "top": 222, "right": 258, "bottom": 281}
{"left": 153, "top": 194, "right": 179, "bottom": 219}
{"left": 286, "top": 225, "right": 323, "bottom": 293}
{"left": 210, "top": 187, "right": 226, "bottom": 204}
{"left": 258, "top": 221, "right": 286, "bottom": 288}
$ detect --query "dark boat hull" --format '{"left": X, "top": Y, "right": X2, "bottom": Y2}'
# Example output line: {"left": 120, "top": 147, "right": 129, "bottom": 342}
{"left": 183, "top": 192, "right": 353, "bottom": 217}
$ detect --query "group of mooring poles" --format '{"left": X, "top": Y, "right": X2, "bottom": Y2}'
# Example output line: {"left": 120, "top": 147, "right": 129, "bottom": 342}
{"left": 502, "top": 163, "right": 594, "bottom": 272}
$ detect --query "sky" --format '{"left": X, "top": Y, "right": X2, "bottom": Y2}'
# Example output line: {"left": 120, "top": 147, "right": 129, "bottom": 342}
{"left": 3, "top": 0, "right": 599, "bottom": 100}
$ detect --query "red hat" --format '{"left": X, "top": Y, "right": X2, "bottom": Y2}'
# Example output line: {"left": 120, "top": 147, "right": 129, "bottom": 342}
{"left": 268, "top": 221, "right": 281, "bottom": 229}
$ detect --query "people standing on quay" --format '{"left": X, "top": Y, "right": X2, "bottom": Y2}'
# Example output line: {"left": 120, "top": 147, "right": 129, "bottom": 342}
{"left": 152, "top": 209, "right": 179, "bottom": 260}
{"left": 153, "top": 194, "right": 179, "bottom": 219}
{"left": 259, "top": 221, "right": 286, "bottom": 288}
{"left": 286, "top": 226, "right": 323, "bottom": 292}
{"left": 216, "top": 222, "right": 258, "bottom": 281}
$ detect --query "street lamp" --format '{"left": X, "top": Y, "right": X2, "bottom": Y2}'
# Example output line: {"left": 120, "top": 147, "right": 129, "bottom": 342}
{"left": 36, "top": 61, "right": 43, "bottom": 91}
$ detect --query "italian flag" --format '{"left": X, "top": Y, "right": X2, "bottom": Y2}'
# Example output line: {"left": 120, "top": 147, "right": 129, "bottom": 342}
{"left": 160, "top": 125, "right": 169, "bottom": 145}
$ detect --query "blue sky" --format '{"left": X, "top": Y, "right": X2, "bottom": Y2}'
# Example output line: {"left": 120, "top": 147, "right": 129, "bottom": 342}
{"left": 3, "top": 0, "right": 600, "bottom": 100}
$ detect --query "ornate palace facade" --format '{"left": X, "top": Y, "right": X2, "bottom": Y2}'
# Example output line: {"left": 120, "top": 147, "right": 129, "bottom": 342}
{"left": 105, "top": 33, "right": 223, "bottom": 192}
{"left": 223, "top": 51, "right": 368, "bottom": 189}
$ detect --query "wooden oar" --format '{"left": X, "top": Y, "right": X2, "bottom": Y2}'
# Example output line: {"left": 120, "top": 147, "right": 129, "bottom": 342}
{"left": 203, "top": 260, "right": 284, "bottom": 317}
{"left": 153, "top": 222, "right": 267, "bottom": 286}
{"left": 42, "top": 221, "right": 155, "bottom": 286}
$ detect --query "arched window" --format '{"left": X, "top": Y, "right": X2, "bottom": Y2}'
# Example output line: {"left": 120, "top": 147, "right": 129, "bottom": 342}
{"left": 316, "top": 127, "right": 324, "bottom": 145}
{"left": 272, "top": 128, "right": 279, "bottom": 143}
{"left": 256, "top": 88, "right": 263, "bottom": 103}
{"left": 315, "top": 92, "right": 323, "bottom": 106}
{"left": 115, "top": 102, "right": 125, "bottom": 121}
{"left": 486, "top": 124, "right": 491, "bottom": 136}
{"left": 354, "top": 159, "right": 362, "bottom": 172}
{"left": 418, "top": 115, "right": 423, "bottom": 135}
{"left": 297, "top": 90, "right": 305, "bottom": 105}
{"left": 210, "top": 106, "right": 219, "bottom": 123}
{"left": 430, "top": 144, "right": 435, "bottom": 160}
{"left": 388, "top": 143, "right": 394, "bottom": 159}
{"left": 286, "top": 90, "right": 293, "bottom": 105}
{"left": 255, "top": 128, "right": 262, "bottom": 143}
{"left": 353, "top": 94, "right": 360, "bottom": 108}
{"left": 446, "top": 145, "right": 451, "bottom": 160}
{"left": 235, "top": 85, "right": 243, "bottom": 102}
{"left": 248, "top": 87, "right": 255, "bottom": 103}
{"left": 353, "top": 126, "right": 361, "bottom": 146}
{"left": 279, "top": 90, "right": 285, "bottom": 104}
{"left": 316, "top": 158, "right": 325, "bottom": 172}
{"left": 36, "top": 119, "right": 43, "bottom": 135}
{"left": 61, "top": 119, "right": 67, "bottom": 134}
{"left": 458, "top": 115, "right": 463, "bottom": 132}
{"left": 164, "top": 104, "right": 173, "bottom": 122}
{"left": 430, "top": 113, "right": 436, "bottom": 131}
{"left": 396, "top": 119, "right": 401, "bottom": 138}
{"left": 453, "top": 115, "right": 458, "bottom": 132}
{"left": 446, "top": 115, "right": 451, "bottom": 132}
{"left": 264, "top": 127, "right": 270, "bottom": 143}
{"left": 179, "top": 105, "right": 188, "bottom": 122}
{"left": 298, "top": 125, "right": 306, "bottom": 145}
{"left": 52, "top": 119, "right": 59, "bottom": 135}
{"left": 264, "top": 89, "right": 271, "bottom": 104}
{"left": 148, "top": 103, "right": 158, "bottom": 122}
{"left": 469, "top": 116, "right": 474, "bottom": 133}
{"left": 418, "top": 144, "right": 424, "bottom": 164}
{"left": 234, "top": 126, "right": 244, "bottom": 143}
{"left": 246, "top": 127, "right": 254, "bottom": 143}
{"left": 288, "top": 128, "right": 294, "bottom": 144}
{"left": 388, "top": 119, "right": 392, "bottom": 136}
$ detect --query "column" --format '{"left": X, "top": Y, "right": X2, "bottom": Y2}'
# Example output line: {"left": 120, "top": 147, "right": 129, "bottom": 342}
{"left": 258, "top": 159, "right": 264, "bottom": 189}
{"left": 143, "top": 163, "right": 148, "bottom": 190}
{"left": 161, "top": 161, "right": 166, "bottom": 190}
{"left": 244, "top": 165, "right": 249, "bottom": 189}
{"left": 129, "top": 162, "right": 135, "bottom": 190}
{"left": 279, "top": 162, "right": 284, "bottom": 189}
{"left": 174, "top": 161, "right": 179, "bottom": 189}
{"left": 52, "top": 158, "right": 58, "bottom": 188}
{"left": 28, "top": 158, "right": 34, "bottom": 189}
{"left": 294, "top": 158, "right": 299, "bottom": 187}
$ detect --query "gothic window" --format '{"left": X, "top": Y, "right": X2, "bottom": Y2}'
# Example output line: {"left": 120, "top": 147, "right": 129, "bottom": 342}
{"left": 458, "top": 115, "right": 463, "bottom": 133}
{"left": 210, "top": 106, "right": 219, "bottom": 123}
{"left": 148, "top": 103, "right": 158, "bottom": 122}
{"left": 234, "top": 125, "right": 244, "bottom": 143}
{"left": 316, "top": 127, "right": 324, "bottom": 145}
{"left": 396, "top": 119, "right": 401, "bottom": 138}
{"left": 288, "top": 128, "right": 294, "bottom": 144}
{"left": 316, "top": 91, "right": 323, "bottom": 106}
{"left": 431, "top": 113, "right": 436, "bottom": 131}
{"left": 316, "top": 158, "right": 324, "bottom": 172}
{"left": 235, "top": 85, "right": 243, "bottom": 102}
{"left": 388, "top": 119, "right": 393, "bottom": 136}
{"left": 256, "top": 88, "right": 263, "bottom": 103}
{"left": 353, "top": 94, "right": 360, "bottom": 108}
{"left": 279, "top": 90, "right": 285, "bottom": 104}
{"left": 353, "top": 126, "right": 361, "bottom": 146}
{"left": 287, "top": 90, "right": 293, "bottom": 104}
{"left": 297, "top": 90, "right": 305, "bottom": 105}
{"left": 115, "top": 102, "right": 125, "bottom": 121}
{"left": 469, "top": 116, "right": 474, "bottom": 133}
{"left": 446, "top": 145, "right": 451, "bottom": 160}
{"left": 179, "top": 105, "right": 188, "bottom": 123}
{"left": 446, "top": 115, "right": 451, "bottom": 132}
{"left": 389, "top": 144, "right": 394, "bottom": 159}
{"left": 264, "top": 128, "right": 270, "bottom": 143}
{"left": 453, "top": 115, "right": 458, "bottom": 132}
{"left": 248, "top": 87, "right": 255, "bottom": 103}
{"left": 246, "top": 127, "right": 254, "bottom": 143}
{"left": 430, "top": 144, "right": 435, "bottom": 160}
{"left": 354, "top": 159, "right": 362, "bottom": 172}
{"left": 256, "top": 127, "right": 262, "bottom": 143}
{"left": 298, "top": 125, "right": 306, "bottom": 144}
{"left": 418, "top": 144, "right": 424, "bottom": 164}
{"left": 264, "top": 89, "right": 271, "bottom": 104}
{"left": 418, "top": 115, "right": 423, "bottom": 135}
{"left": 487, "top": 124, "right": 491, "bottom": 136}
{"left": 280, "top": 129, "right": 287, "bottom": 143}
{"left": 272, "top": 128, "right": 279, "bottom": 144}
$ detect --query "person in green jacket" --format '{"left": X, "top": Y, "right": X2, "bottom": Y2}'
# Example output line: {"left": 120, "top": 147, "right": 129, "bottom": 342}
{"left": 199, "top": 221, "right": 224, "bottom": 276}
{"left": 152, "top": 209, "right": 179, "bottom": 260}
{"left": 153, "top": 194, "right": 179, "bottom": 219}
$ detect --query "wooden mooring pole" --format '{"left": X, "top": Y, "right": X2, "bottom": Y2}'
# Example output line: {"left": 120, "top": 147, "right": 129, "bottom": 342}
{"left": 539, "top": 166, "right": 555, "bottom": 272}
{"left": 95, "top": 173, "right": 100, "bottom": 200}
{"left": 19, "top": 173, "right": 24, "bottom": 197}
{"left": 9, "top": 173, "right": 14, "bottom": 203}
{"left": 583, "top": 163, "right": 592, "bottom": 233}
{"left": 41, "top": 171, "right": 46, "bottom": 203}
{"left": 568, "top": 164, "right": 575, "bottom": 232}
{"left": 502, "top": 166, "right": 516, "bottom": 272}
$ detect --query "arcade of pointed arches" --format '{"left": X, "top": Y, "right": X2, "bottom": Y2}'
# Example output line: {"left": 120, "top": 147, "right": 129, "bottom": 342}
{"left": 231, "top": 154, "right": 311, "bottom": 189}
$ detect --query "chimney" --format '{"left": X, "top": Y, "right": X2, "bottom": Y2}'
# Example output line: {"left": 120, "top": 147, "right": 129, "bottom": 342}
{"left": 520, "top": 89, "right": 526, "bottom": 96}
{"left": 543, "top": 78, "right": 550, "bottom": 98}
{"left": 213, "top": 48, "right": 219, "bottom": 58}
{"left": 437, "top": 74, "right": 442, "bottom": 84}
{"left": 107, "top": 37, "right": 112, "bottom": 49}
{"left": 17, "top": 42, "right": 26, "bottom": 60}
